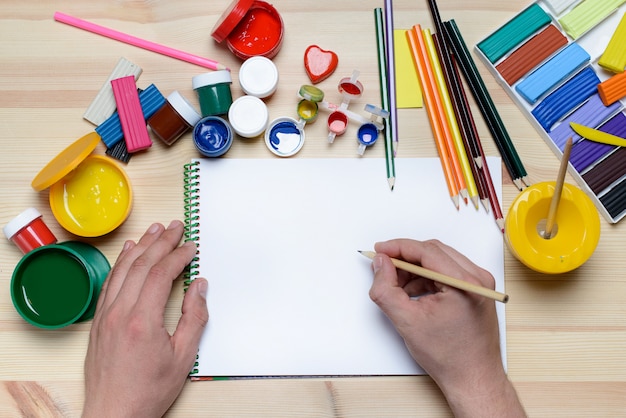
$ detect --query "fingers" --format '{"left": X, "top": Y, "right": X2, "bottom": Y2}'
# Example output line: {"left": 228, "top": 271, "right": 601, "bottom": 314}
{"left": 135, "top": 239, "right": 198, "bottom": 315}
{"left": 172, "top": 278, "right": 209, "bottom": 369}
{"left": 114, "top": 221, "right": 187, "bottom": 307}
{"left": 369, "top": 254, "right": 417, "bottom": 327}
{"left": 375, "top": 239, "right": 494, "bottom": 289}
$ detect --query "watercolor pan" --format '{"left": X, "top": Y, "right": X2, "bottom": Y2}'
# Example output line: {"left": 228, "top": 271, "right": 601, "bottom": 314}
{"left": 475, "top": 1, "right": 626, "bottom": 223}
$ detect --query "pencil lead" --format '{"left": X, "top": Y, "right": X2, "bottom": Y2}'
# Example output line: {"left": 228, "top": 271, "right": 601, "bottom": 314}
{"left": 388, "top": 177, "right": 395, "bottom": 191}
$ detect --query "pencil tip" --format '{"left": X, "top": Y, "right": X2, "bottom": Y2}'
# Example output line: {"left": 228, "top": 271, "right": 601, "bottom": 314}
{"left": 388, "top": 177, "right": 395, "bottom": 190}
{"left": 496, "top": 218, "right": 505, "bottom": 232}
{"left": 471, "top": 195, "right": 479, "bottom": 209}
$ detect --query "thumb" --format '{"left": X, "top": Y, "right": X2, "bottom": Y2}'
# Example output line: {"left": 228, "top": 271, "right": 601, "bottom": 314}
{"left": 369, "top": 255, "right": 412, "bottom": 324}
{"left": 173, "top": 278, "right": 209, "bottom": 360}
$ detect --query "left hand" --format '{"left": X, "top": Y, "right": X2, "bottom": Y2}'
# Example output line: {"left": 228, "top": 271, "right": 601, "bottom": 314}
{"left": 83, "top": 221, "right": 209, "bottom": 418}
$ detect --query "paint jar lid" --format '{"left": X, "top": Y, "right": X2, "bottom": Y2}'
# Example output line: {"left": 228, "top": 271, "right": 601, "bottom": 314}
{"left": 192, "top": 70, "right": 233, "bottom": 90}
{"left": 211, "top": 0, "right": 256, "bottom": 43}
{"left": 3, "top": 208, "right": 43, "bottom": 240}
{"left": 31, "top": 132, "right": 100, "bottom": 192}
{"left": 299, "top": 85, "right": 325, "bottom": 102}
{"left": 228, "top": 95, "right": 269, "bottom": 138}
{"left": 167, "top": 91, "right": 201, "bottom": 126}
{"left": 239, "top": 56, "right": 279, "bottom": 98}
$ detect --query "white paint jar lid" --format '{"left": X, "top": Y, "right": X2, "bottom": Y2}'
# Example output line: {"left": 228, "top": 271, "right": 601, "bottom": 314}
{"left": 228, "top": 95, "right": 269, "bottom": 138}
{"left": 238, "top": 56, "right": 279, "bottom": 98}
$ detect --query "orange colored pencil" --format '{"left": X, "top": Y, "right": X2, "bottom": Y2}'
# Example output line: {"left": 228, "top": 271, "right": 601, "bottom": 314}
{"left": 422, "top": 28, "right": 470, "bottom": 205}
{"left": 407, "top": 26, "right": 460, "bottom": 208}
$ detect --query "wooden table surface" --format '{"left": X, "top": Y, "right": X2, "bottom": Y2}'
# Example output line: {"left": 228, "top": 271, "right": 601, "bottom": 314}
{"left": 1, "top": 0, "right": 625, "bottom": 416}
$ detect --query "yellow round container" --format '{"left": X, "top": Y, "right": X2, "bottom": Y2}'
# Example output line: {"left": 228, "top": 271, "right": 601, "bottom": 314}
{"left": 505, "top": 181, "right": 600, "bottom": 274}
{"left": 31, "top": 132, "right": 133, "bottom": 237}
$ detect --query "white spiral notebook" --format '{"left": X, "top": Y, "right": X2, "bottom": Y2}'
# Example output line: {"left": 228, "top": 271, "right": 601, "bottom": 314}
{"left": 183, "top": 157, "right": 506, "bottom": 378}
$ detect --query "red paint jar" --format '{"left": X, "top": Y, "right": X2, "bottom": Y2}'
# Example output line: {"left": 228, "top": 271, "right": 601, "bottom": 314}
{"left": 211, "top": 0, "right": 284, "bottom": 60}
{"left": 4, "top": 208, "right": 57, "bottom": 254}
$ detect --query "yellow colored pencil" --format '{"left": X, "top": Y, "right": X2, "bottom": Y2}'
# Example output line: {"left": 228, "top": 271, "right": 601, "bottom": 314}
{"left": 423, "top": 28, "right": 479, "bottom": 208}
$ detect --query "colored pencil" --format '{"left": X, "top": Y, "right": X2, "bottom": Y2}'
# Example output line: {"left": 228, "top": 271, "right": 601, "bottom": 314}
{"left": 443, "top": 19, "right": 529, "bottom": 189}
{"left": 431, "top": 32, "right": 479, "bottom": 208}
{"left": 449, "top": 53, "right": 505, "bottom": 231}
{"left": 544, "top": 137, "right": 572, "bottom": 238}
{"left": 407, "top": 26, "right": 460, "bottom": 208}
{"left": 423, "top": 28, "right": 469, "bottom": 204}
{"left": 383, "top": 0, "right": 399, "bottom": 154}
{"left": 54, "top": 12, "right": 229, "bottom": 71}
{"left": 374, "top": 8, "right": 396, "bottom": 190}
{"left": 359, "top": 251, "right": 509, "bottom": 303}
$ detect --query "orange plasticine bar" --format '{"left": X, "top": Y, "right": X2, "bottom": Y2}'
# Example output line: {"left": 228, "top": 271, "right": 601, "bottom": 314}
{"left": 598, "top": 71, "right": 626, "bottom": 106}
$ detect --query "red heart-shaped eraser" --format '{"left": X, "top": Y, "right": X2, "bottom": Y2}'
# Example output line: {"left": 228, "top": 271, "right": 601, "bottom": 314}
{"left": 304, "top": 45, "right": 339, "bottom": 84}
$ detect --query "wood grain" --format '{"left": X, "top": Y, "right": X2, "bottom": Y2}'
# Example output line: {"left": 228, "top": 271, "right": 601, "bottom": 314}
{"left": 1, "top": 1, "right": 625, "bottom": 416}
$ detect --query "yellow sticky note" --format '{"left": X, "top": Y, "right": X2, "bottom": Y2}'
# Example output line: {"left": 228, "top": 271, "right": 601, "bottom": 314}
{"left": 394, "top": 29, "right": 423, "bottom": 108}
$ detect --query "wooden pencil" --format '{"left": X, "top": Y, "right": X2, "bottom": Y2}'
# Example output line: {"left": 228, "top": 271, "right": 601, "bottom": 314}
{"left": 407, "top": 26, "right": 460, "bottom": 208}
{"left": 383, "top": 0, "right": 399, "bottom": 153}
{"left": 544, "top": 137, "right": 573, "bottom": 238}
{"left": 359, "top": 251, "right": 509, "bottom": 303}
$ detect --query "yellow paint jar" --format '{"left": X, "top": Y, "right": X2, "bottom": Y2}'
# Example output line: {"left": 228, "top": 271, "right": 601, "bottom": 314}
{"left": 505, "top": 181, "right": 600, "bottom": 274}
{"left": 31, "top": 132, "right": 133, "bottom": 237}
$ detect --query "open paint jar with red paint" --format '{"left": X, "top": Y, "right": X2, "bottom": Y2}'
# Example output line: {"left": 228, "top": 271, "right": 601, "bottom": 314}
{"left": 211, "top": 0, "right": 284, "bottom": 60}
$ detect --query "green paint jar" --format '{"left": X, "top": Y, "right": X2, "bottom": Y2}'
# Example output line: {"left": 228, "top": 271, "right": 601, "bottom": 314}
{"left": 192, "top": 70, "right": 233, "bottom": 117}
{"left": 10, "top": 241, "right": 110, "bottom": 329}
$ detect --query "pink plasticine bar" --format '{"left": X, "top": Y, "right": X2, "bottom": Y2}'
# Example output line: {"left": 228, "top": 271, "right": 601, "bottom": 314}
{"left": 111, "top": 76, "right": 153, "bottom": 153}
{"left": 54, "top": 12, "right": 229, "bottom": 71}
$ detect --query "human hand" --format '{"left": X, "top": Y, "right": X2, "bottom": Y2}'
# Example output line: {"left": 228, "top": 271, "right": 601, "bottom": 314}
{"left": 83, "top": 221, "right": 208, "bottom": 418}
{"left": 369, "top": 239, "right": 524, "bottom": 417}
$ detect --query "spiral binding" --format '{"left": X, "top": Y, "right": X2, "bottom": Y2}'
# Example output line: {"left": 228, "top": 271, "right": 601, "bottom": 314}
{"left": 184, "top": 161, "right": 201, "bottom": 376}
{"left": 183, "top": 161, "right": 201, "bottom": 290}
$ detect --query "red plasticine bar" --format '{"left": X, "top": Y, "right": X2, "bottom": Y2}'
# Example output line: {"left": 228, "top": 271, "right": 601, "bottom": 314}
{"left": 496, "top": 25, "right": 567, "bottom": 85}
{"left": 111, "top": 75, "right": 152, "bottom": 152}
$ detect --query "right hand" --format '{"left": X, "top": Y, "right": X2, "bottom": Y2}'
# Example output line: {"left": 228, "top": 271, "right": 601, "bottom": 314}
{"left": 368, "top": 239, "right": 525, "bottom": 417}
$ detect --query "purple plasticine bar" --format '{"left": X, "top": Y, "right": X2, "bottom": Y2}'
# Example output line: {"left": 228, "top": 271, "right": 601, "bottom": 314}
{"left": 570, "top": 139, "right": 615, "bottom": 173}
{"left": 96, "top": 84, "right": 165, "bottom": 148}
{"left": 515, "top": 43, "right": 590, "bottom": 104}
{"left": 549, "top": 94, "right": 622, "bottom": 150}
{"left": 570, "top": 112, "right": 626, "bottom": 172}
{"left": 531, "top": 66, "right": 600, "bottom": 132}
{"left": 111, "top": 76, "right": 153, "bottom": 152}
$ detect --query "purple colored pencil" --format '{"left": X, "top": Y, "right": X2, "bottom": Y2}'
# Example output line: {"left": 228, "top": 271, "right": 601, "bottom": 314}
{"left": 383, "top": 0, "right": 399, "bottom": 152}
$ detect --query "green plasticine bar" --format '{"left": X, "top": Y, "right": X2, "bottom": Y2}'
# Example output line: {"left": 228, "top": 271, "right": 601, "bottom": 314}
{"left": 559, "top": 0, "right": 626, "bottom": 40}
{"left": 477, "top": 3, "right": 551, "bottom": 63}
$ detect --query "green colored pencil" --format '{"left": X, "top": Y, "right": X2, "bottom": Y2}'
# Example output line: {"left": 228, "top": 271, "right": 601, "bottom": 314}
{"left": 374, "top": 8, "right": 396, "bottom": 191}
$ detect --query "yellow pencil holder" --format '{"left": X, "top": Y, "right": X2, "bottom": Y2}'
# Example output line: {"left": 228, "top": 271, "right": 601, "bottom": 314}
{"left": 505, "top": 181, "right": 600, "bottom": 274}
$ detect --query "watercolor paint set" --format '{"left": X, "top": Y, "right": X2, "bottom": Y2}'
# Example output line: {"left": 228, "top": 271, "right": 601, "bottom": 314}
{"left": 475, "top": 0, "right": 626, "bottom": 223}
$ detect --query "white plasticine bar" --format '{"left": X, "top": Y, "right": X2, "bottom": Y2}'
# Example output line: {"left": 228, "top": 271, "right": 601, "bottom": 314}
{"left": 83, "top": 57, "right": 142, "bottom": 126}
{"left": 542, "top": 0, "right": 582, "bottom": 15}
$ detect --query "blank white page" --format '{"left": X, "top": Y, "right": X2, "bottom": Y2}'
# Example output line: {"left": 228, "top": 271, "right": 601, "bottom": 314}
{"left": 190, "top": 157, "right": 505, "bottom": 377}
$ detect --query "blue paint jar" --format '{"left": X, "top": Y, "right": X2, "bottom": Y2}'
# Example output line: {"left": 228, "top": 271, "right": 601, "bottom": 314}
{"left": 193, "top": 116, "right": 233, "bottom": 157}
{"left": 264, "top": 117, "right": 305, "bottom": 157}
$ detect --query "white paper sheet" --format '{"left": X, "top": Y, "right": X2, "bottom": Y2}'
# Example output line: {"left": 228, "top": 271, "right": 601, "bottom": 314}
{"left": 190, "top": 157, "right": 505, "bottom": 377}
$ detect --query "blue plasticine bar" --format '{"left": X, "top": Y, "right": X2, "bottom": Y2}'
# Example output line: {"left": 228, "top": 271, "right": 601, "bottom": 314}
{"left": 531, "top": 66, "right": 600, "bottom": 132}
{"left": 548, "top": 94, "right": 622, "bottom": 150}
{"left": 476, "top": 3, "right": 552, "bottom": 64}
{"left": 516, "top": 43, "right": 590, "bottom": 104}
{"left": 96, "top": 84, "right": 166, "bottom": 148}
